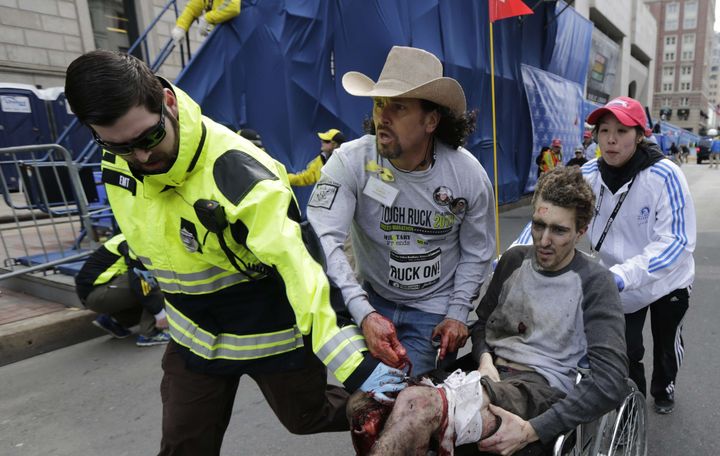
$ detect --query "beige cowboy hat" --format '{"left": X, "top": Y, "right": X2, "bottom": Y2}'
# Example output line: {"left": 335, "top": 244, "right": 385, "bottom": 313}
{"left": 342, "top": 46, "right": 467, "bottom": 116}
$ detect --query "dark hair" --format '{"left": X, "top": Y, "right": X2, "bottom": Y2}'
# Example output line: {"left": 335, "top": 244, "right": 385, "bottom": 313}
{"left": 532, "top": 166, "right": 595, "bottom": 230}
{"left": 65, "top": 50, "right": 164, "bottom": 126}
{"left": 362, "top": 99, "right": 477, "bottom": 149}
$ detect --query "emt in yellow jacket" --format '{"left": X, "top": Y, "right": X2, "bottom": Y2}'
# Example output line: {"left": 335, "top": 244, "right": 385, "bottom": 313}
{"left": 288, "top": 128, "right": 346, "bottom": 186}
{"left": 64, "top": 50, "right": 405, "bottom": 456}
{"left": 171, "top": 0, "right": 240, "bottom": 42}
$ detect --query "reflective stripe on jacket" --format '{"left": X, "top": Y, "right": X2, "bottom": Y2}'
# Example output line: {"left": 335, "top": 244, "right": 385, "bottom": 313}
{"left": 100, "top": 81, "right": 375, "bottom": 388}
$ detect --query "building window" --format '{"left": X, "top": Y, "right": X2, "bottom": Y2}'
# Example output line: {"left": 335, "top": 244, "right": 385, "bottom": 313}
{"left": 88, "top": 0, "right": 139, "bottom": 54}
{"left": 680, "top": 82, "right": 691, "bottom": 91}
{"left": 663, "top": 66, "right": 675, "bottom": 77}
{"left": 681, "top": 34, "right": 695, "bottom": 61}
{"left": 662, "top": 82, "right": 674, "bottom": 92}
{"left": 664, "top": 52, "right": 676, "bottom": 62}
{"left": 665, "top": 2, "right": 679, "bottom": 31}
{"left": 679, "top": 97, "right": 689, "bottom": 106}
{"left": 680, "top": 65, "right": 693, "bottom": 76}
{"left": 683, "top": 1, "right": 697, "bottom": 29}
{"left": 665, "top": 36, "right": 677, "bottom": 46}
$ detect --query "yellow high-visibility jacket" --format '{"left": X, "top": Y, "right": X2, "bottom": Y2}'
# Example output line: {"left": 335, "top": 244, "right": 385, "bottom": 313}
{"left": 176, "top": 0, "right": 241, "bottom": 32}
{"left": 100, "top": 80, "right": 374, "bottom": 388}
{"left": 288, "top": 154, "right": 327, "bottom": 187}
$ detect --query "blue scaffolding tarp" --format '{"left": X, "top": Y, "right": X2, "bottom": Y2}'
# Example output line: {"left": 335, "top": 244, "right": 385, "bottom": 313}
{"left": 176, "top": 0, "right": 592, "bottom": 206}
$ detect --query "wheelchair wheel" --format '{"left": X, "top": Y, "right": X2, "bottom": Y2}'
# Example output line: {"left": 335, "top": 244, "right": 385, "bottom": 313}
{"left": 592, "top": 385, "right": 647, "bottom": 456}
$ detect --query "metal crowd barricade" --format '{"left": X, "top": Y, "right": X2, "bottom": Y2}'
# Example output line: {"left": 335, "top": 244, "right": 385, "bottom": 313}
{"left": 0, "top": 144, "right": 109, "bottom": 281}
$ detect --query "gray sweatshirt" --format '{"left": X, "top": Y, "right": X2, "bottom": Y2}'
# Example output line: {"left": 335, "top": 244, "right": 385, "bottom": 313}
{"left": 471, "top": 245, "right": 628, "bottom": 444}
{"left": 306, "top": 135, "right": 496, "bottom": 325}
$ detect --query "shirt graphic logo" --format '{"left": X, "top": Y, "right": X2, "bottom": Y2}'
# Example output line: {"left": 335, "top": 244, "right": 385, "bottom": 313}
{"left": 308, "top": 183, "right": 339, "bottom": 209}
{"left": 607, "top": 98, "right": 629, "bottom": 108}
{"left": 433, "top": 186, "right": 453, "bottom": 206}
{"left": 637, "top": 206, "right": 650, "bottom": 224}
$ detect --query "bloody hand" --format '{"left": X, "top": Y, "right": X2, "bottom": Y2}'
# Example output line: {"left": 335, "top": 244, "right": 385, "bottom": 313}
{"left": 431, "top": 318, "right": 469, "bottom": 361}
{"left": 361, "top": 312, "right": 408, "bottom": 369}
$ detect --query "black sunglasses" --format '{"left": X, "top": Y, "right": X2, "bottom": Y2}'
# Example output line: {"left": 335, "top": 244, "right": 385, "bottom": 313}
{"left": 91, "top": 106, "right": 167, "bottom": 156}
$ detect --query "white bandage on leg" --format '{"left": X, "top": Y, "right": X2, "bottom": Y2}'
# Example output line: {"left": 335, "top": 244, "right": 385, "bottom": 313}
{"left": 439, "top": 369, "right": 485, "bottom": 446}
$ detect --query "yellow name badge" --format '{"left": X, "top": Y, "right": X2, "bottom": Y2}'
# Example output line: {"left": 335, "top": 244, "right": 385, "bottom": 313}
{"left": 365, "top": 160, "right": 395, "bottom": 182}
{"left": 363, "top": 176, "right": 398, "bottom": 207}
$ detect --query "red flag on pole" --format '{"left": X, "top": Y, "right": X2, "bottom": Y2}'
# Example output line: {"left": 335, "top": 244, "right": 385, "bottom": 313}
{"left": 488, "top": 0, "right": 533, "bottom": 22}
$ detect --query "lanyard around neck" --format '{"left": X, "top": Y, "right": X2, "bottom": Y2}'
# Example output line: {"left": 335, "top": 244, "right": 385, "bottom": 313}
{"left": 592, "top": 177, "right": 635, "bottom": 253}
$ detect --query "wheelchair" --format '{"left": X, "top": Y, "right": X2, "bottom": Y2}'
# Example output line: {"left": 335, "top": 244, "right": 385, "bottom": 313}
{"left": 552, "top": 359, "right": 647, "bottom": 456}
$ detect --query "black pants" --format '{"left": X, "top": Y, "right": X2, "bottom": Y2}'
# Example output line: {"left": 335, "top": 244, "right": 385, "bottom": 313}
{"left": 158, "top": 340, "right": 349, "bottom": 456}
{"left": 625, "top": 288, "right": 689, "bottom": 400}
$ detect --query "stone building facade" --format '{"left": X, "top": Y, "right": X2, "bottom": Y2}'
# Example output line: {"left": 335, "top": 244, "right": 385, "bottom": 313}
{"left": 0, "top": 0, "right": 196, "bottom": 89}
{"left": 646, "top": 0, "right": 716, "bottom": 133}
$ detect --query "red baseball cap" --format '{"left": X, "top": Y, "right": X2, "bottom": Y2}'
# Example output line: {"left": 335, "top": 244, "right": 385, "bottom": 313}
{"left": 551, "top": 138, "right": 562, "bottom": 147}
{"left": 586, "top": 96, "right": 652, "bottom": 137}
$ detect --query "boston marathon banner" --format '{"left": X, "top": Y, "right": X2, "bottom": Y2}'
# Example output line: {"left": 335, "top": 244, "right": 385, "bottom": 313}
{"left": 521, "top": 64, "right": 584, "bottom": 192}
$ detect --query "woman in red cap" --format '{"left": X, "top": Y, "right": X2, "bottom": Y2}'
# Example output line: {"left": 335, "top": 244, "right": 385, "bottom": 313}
{"left": 584, "top": 96, "right": 696, "bottom": 415}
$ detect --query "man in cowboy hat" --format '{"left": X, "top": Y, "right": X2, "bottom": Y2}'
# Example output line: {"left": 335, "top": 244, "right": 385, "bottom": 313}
{"left": 306, "top": 46, "right": 496, "bottom": 376}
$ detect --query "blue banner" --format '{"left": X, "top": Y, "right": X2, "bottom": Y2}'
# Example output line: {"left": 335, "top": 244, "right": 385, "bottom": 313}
{"left": 521, "top": 64, "right": 584, "bottom": 191}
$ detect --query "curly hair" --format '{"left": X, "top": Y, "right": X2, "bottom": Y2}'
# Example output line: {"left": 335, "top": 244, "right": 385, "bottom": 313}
{"left": 362, "top": 100, "right": 477, "bottom": 149}
{"left": 532, "top": 166, "right": 595, "bottom": 230}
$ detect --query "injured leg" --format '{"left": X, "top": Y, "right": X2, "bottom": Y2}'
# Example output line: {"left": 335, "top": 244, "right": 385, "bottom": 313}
{"left": 348, "top": 389, "right": 393, "bottom": 455}
{"left": 349, "top": 385, "right": 501, "bottom": 455}
{"left": 368, "top": 385, "right": 445, "bottom": 456}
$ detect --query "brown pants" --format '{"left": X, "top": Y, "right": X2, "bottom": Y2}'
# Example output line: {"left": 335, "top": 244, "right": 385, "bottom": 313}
{"left": 84, "top": 274, "right": 157, "bottom": 336}
{"left": 158, "top": 340, "right": 350, "bottom": 456}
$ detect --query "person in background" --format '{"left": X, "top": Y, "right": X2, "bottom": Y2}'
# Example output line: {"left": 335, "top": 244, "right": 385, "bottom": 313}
{"left": 680, "top": 143, "right": 690, "bottom": 164}
{"left": 237, "top": 128, "right": 265, "bottom": 150}
{"left": 670, "top": 142, "right": 681, "bottom": 166}
{"left": 582, "top": 130, "right": 598, "bottom": 160}
{"left": 709, "top": 129, "right": 720, "bottom": 168}
{"left": 537, "top": 142, "right": 561, "bottom": 176}
{"left": 535, "top": 146, "right": 550, "bottom": 178}
{"left": 550, "top": 138, "right": 564, "bottom": 163}
{"left": 566, "top": 147, "right": 588, "bottom": 167}
{"left": 288, "top": 129, "right": 346, "bottom": 186}
{"left": 307, "top": 46, "right": 496, "bottom": 377}
{"left": 75, "top": 233, "right": 170, "bottom": 347}
{"left": 171, "top": 0, "right": 240, "bottom": 43}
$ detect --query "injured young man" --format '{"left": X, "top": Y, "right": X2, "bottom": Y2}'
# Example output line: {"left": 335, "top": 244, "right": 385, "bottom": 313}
{"left": 347, "top": 167, "right": 629, "bottom": 456}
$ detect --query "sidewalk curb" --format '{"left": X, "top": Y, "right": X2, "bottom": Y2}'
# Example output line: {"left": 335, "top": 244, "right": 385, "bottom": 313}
{"left": 0, "top": 307, "right": 103, "bottom": 367}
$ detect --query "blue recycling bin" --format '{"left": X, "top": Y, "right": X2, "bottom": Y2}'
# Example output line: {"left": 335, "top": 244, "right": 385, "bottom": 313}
{"left": 0, "top": 83, "right": 54, "bottom": 191}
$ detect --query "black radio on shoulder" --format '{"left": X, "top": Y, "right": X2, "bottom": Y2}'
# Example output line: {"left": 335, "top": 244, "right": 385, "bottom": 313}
{"left": 194, "top": 199, "right": 228, "bottom": 234}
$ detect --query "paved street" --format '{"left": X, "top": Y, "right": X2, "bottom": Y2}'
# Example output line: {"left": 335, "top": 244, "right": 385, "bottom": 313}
{"left": 1, "top": 163, "right": 719, "bottom": 455}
